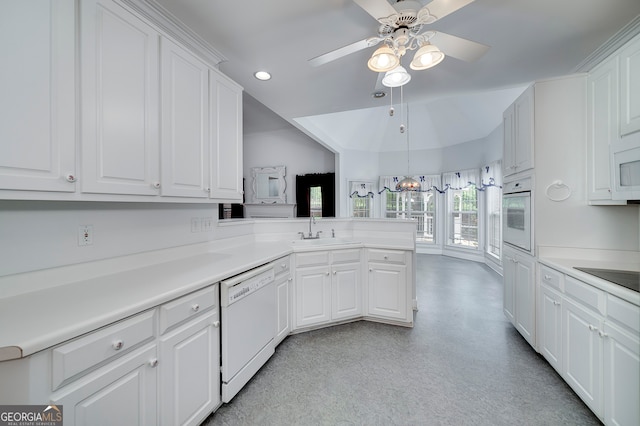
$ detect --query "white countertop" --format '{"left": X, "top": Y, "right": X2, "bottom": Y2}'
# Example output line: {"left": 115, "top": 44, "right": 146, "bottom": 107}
{"left": 538, "top": 251, "right": 640, "bottom": 306}
{"left": 0, "top": 241, "right": 292, "bottom": 361}
{"left": 0, "top": 237, "right": 416, "bottom": 362}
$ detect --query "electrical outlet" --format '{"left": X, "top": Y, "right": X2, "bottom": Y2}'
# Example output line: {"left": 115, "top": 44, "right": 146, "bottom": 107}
{"left": 78, "top": 225, "right": 93, "bottom": 246}
{"left": 202, "top": 217, "right": 213, "bottom": 231}
{"left": 191, "top": 217, "right": 202, "bottom": 233}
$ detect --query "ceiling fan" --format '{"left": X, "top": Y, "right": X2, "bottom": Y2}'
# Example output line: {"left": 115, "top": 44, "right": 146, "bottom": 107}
{"left": 309, "top": 0, "right": 489, "bottom": 84}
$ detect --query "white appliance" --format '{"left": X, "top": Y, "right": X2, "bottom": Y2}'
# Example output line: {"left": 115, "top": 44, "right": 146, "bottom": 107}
{"left": 502, "top": 178, "right": 532, "bottom": 253}
{"left": 611, "top": 138, "right": 640, "bottom": 200}
{"left": 220, "top": 262, "right": 276, "bottom": 403}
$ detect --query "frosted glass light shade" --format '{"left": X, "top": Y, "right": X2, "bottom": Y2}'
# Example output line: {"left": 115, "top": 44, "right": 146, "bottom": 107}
{"left": 367, "top": 46, "right": 400, "bottom": 72}
{"left": 396, "top": 176, "right": 421, "bottom": 191}
{"left": 410, "top": 44, "right": 445, "bottom": 70}
{"left": 382, "top": 65, "right": 411, "bottom": 87}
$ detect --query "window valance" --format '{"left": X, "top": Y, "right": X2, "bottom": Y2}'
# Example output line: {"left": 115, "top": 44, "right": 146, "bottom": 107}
{"left": 349, "top": 181, "right": 375, "bottom": 198}
{"left": 480, "top": 161, "right": 502, "bottom": 191}
{"left": 442, "top": 169, "right": 479, "bottom": 191}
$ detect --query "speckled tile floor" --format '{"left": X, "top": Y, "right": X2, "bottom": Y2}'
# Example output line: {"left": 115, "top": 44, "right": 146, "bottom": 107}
{"left": 203, "top": 254, "right": 601, "bottom": 426}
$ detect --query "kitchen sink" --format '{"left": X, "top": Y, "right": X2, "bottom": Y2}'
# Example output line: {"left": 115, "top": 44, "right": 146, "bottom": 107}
{"left": 291, "top": 238, "right": 360, "bottom": 246}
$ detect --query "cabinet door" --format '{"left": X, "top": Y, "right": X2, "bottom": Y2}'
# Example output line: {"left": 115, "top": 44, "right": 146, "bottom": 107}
{"left": 209, "top": 72, "right": 243, "bottom": 201}
{"left": 331, "top": 262, "right": 361, "bottom": 321}
{"left": 538, "top": 283, "right": 562, "bottom": 372}
{"left": 502, "top": 252, "right": 516, "bottom": 325}
{"left": 367, "top": 262, "right": 408, "bottom": 321}
{"left": 275, "top": 275, "right": 291, "bottom": 345}
{"left": 160, "top": 38, "right": 210, "bottom": 198}
{"left": 502, "top": 104, "right": 516, "bottom": 176}
{"left": 619, "top": 34, "right": 640, "bottom": 136}
{"left": 295, "top": 266, "right": 331, "bottom": 328}
{"left": 159, "top": 311, "right": 220, "bottom": 426}
{"left": 587, "top": 58, "right": 624, "bottom": 203}
{"left": 514, "top": 253, "right": 535, "bottom": 347}
{"left": 513, "top": 86, "right": 534, "bottom": 173}
{"left": 562, "top": 298, "right": 603, "bottom": 418}
{"left": 0, "top": 0, "right": 76, "bottom": 193}
{"left": 603, "top": 322, "right": 640, "bottom": 426}
{"left": 81, "top": 0, "right": 160, "bottom": 195}
{"left": 51, "top": 345, "right": 158, "bottom": 426}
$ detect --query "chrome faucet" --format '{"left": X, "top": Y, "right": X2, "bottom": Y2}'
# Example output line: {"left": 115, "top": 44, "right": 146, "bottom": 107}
{"left": 299, "top": 215, "right": 322, "bottom": 239}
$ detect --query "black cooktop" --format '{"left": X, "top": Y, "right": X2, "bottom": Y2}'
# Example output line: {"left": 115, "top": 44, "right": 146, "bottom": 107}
{"left": 574, "top": 267, "right": 640, "bottom": 293}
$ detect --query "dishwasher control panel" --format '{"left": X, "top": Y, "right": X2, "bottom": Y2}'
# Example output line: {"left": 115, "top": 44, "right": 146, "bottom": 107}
{"left": 222, "top": 265, "right": 275, "bottom": 306}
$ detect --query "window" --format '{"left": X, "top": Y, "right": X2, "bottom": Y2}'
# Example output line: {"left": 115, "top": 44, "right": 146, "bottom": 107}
{"left": 380, "top": 175, "right": 439, "bottom": 244}
{"left": 309, "top": 186, "right": 322, "bottom": 217}
{"left": 349, "top": 181, "right": 374, "bottom": 218}
{"left": 443, "top": 170, "right": 480, "bottom": 249}
{"left": 483, "top": 162, "right": 502, "bottom": 260}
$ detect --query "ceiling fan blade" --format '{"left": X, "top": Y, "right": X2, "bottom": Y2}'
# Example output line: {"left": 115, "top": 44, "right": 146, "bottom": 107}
{"left": 353, "top": 0, "right": 397, "bottom": 20}
{"left": 430, "top": 31, "right": 489, "bottom": 62}
{"left": 309, "top": 38, "right": 381, "bottom": 67}
{"left": 425, "top": 0, "right": 475, "bottom": 21}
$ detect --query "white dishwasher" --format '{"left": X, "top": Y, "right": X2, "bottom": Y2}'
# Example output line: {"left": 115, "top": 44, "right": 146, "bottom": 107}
{"left": 220, "top": 262, "right": 276, "bottom": 403}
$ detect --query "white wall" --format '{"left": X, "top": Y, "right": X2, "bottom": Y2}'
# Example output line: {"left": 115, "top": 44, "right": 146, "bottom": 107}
{"left": 243, "top": 127, "right": 335, "bottom": 206}
{"left": 0, "top": 201, "right": 233, "bottom": 277}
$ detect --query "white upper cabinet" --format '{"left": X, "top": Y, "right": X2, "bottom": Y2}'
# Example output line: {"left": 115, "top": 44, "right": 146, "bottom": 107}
{"left": 503, "top": 85, "right": 534, "bottom": 177}
{"left": 210, "top": 73, "right": 244, "bottom": 202}
{"left": 161, "top": 38, "right": 210, "bottom": 198}
{"left": 81, "top": 0, "right": 160, "bottom": 195}
{"left": 0, "top": 0, "right": 76, "bottom": 192}
{"left": 619, "top": 33, "right": 640, "bottom": 136}
{"left": 587, "top": 57, "right": 625, "bottom": 204}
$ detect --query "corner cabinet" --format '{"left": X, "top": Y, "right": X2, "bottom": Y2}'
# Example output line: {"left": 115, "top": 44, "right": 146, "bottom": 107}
{"left": 0, "top": 0, "right": 76, "bottom": 192}
{"left": 503, "top": 85, "right": 534, "bottom": 178}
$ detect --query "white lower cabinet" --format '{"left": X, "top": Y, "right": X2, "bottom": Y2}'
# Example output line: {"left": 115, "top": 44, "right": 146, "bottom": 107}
{"left": 365, "top": 249, "right": 411, "bottom": 323}
{"left": 503, "top": 246, "right": 536, "bottom": 346}
{"left": 49, "top": 285, "right": 221, "bottom": 425}
{"left": 51, "top": 344, "right": 158, "bottom": 426}
{"left": 537, "top": 264, "right": 640, "bottom": 425}
{"left": 562, "top": 296, "right": 604, "bottom": 417}
{"left": 294, "top": 249, "right": 361, "bottom": 329}
{"left": 274, "top": 256, "right": 292, "bottom": 345}
{"left": 159, "top": 311, "right": 220, "bottom": 426}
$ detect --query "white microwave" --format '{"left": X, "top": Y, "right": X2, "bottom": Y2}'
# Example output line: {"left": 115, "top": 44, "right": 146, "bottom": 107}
{"left": 611, "top": 138, "right": 640, "bottom": 201}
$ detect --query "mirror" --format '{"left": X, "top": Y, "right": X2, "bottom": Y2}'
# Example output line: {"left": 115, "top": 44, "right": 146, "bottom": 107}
{"left": 251, "top": 166, "right": 287, "bottom": 203}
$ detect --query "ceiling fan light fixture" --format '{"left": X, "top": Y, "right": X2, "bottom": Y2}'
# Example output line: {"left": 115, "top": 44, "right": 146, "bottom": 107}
{"left": 367, "top": 45, "right": 400, "bottom": 72}
{"left": 382, "top": 65, "right": 411, "bottom": 87}
{"left": 410, "top": 44, "right": 445, "bottom": 70}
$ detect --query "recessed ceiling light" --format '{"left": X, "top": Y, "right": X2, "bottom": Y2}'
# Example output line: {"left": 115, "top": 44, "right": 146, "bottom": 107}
{"left": 372, "top": 91, "right": 386, "bottom": 99}
{"left": 254, "top": 71, "right": 271, "bottom": 81}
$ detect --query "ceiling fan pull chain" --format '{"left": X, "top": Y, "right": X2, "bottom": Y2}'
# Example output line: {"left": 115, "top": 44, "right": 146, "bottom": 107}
{"left": 400, "top": 85, "right": 405, "bottom": 133}
{"left": 389, "top": 86, "right": 394, "bottom": 116}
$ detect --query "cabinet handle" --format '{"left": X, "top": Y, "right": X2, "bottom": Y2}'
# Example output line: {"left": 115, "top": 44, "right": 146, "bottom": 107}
{"left": 588, "top": 324, "right": 598, "bottom": 332}
{"left": 152, "top": 182, "right": 160, "bottom": 189}
{"left": 333, "top": 271, "right": 337, "bottom": 275}
{"left": 553, "top": 300, "right": 560, "bottom": 306}
{"left": 65, "top": 174, "right": 77, "bottom": 183}
{"left": 112, "top": 340, "right": 124, "bottom": 351}
{"left": 384, "top": 255, "right": 388, "bottom": 260}
{"left": 192, "top": 303, "right": 200, "bottom": 312}
{"left": 281, "top": 263, "right": 287, "bottom": 269}
{"left": 326, "top": 272, "right": 330, "bottom": 276}
{"left": 598, "top": 330, "right": 608, "bottom": 338}
{"left": 213, "top": 320, "right": 220, "bottom": 328}
{"left": 369, "top": 268, "right": 373, "bottom": 272}
{"left": 148, "top": 358, "right": 159, "bottom": 368}
{"left": 544, "top": 274, "right": 551, "bottom": 281}
{"left": 204, "top": 188, "right": 210, "bottom": 193}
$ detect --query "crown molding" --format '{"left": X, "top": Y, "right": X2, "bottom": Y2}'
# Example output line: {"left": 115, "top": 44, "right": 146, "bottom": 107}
{"left": 119, "top": 0, "right": 228, "bottom": 67}
{"left": 574, "top": 15, "right": 640, "bottom": 72}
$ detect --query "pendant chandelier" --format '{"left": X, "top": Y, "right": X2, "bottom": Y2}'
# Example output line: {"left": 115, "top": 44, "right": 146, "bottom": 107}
{"left": 394, "top": 98, "right": 420, "bottom": 192}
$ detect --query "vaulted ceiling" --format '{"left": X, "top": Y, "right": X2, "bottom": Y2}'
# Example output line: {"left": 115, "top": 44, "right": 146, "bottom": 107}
{"left": 153, "top": 0, "right": 640, "bottom": 152}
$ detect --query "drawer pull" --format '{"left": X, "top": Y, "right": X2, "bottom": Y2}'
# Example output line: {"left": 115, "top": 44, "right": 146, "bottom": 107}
{"left": 553, "top": 300, "right": 560, "bottom": 306}
{"left": 544, "top": 274, "right": 551, "bottom": 281}
{"left": 588, "top": 324, "right": 598, "bottom": 332}
{"left": 384, "top": 255, "right": 388, "bottom": 260}
{"left": 598, "top": 330, "right": 608, "bottom": 338}
{"left": 112, "top": 340, "right": 124, "bottom": 351}
{"left": 281, "top": 263, "right": 287, "bottom": 269}
{"left": 192, "top": 304, "right": 200, "bottom": 312}
{"left": 149, "top": 358, "right": 159, "bottom": 368}
{"left": 213, "top": 320, "right": 220, "bottom": 328}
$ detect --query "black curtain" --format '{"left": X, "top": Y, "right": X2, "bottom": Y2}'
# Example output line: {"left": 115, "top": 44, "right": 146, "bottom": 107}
{"left": 296, "top": 173, "right": 335, "bottom": 217}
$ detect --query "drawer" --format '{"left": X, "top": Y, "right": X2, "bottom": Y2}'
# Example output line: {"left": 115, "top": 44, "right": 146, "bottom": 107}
{"left": 52, "top": 309, "right": 156, "bottom": 390}
{"left": 274, "top": 256, "right": 291, "bottom": 277}
{"left": 159, "top": 285, "right": 217, "bottom": 334}
{"left": 607, "top": 294, "right": 640, "bottom": 333}
{"left": 367, "top": 248, "right": 406, "bottom": 264}
{"left": 539, "top": 265, "right": 564, "bottom": 290}
{"left": 296, "top": 251, "right": 330, "bottom": 267}
{"left": 331, "top": 248, "right": 361, "bottom": 264}
{"left": 565, "top": 276, "right": 605, "bottom": 315}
